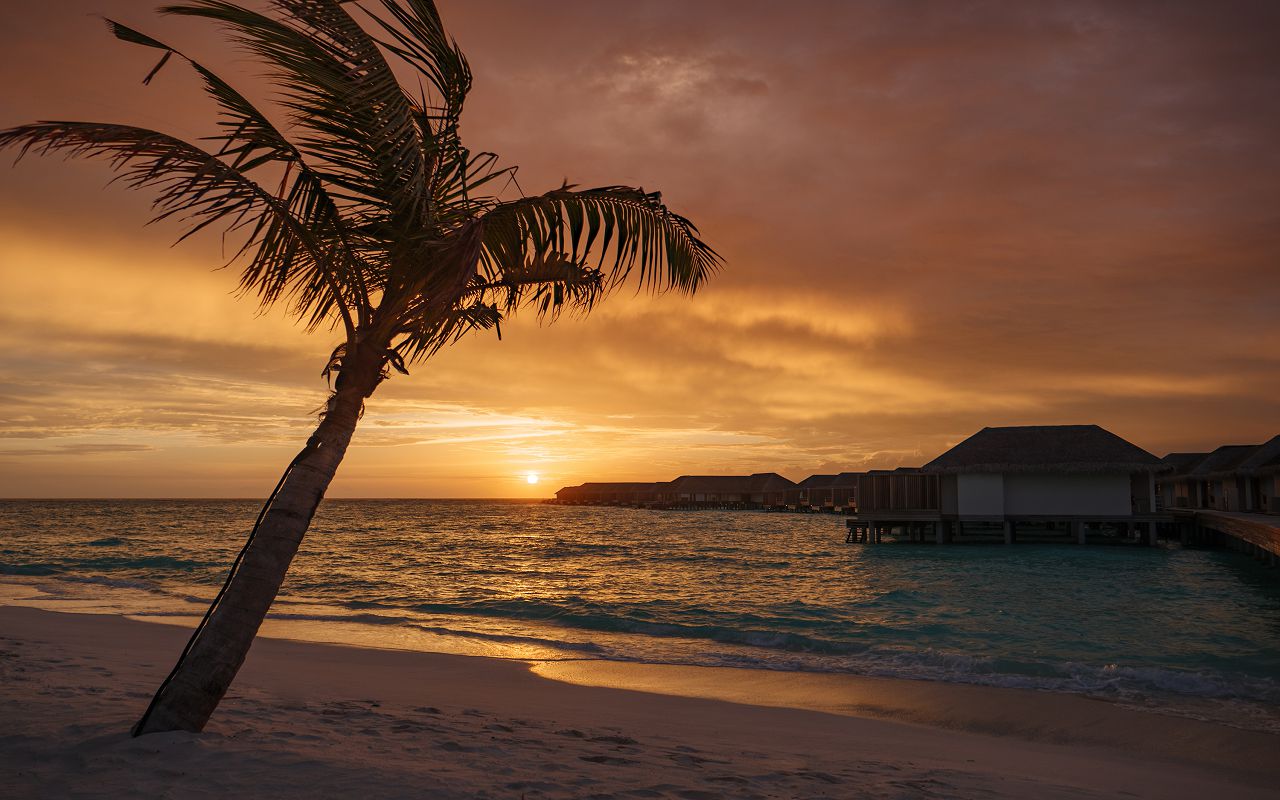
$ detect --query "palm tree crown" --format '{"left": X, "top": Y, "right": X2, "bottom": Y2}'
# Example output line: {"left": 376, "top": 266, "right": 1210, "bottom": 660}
{"left": 2, "top": 0, "right": 719, "bottom": 392}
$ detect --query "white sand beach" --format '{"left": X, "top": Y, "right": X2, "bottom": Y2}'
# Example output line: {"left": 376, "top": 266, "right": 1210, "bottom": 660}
{"left": 2, "top": 605, "right": 1276, "bottom": 799}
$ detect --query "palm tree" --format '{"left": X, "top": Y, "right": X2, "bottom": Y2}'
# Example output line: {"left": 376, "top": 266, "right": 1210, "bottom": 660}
{"left": 0, "top": 0, "right": 719, "bottom": 736}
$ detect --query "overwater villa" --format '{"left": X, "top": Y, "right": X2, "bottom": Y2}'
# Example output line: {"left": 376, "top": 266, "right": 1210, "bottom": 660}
{"left": 1160, "top": 436, "right": 1280, "bottom": 515}
{"left": 785, "top": 473, "right": 859, "bottom": 512}
{"left": 847, "top": 425, "right": 1167, "bottom": 544}
{"left": 1152, "top": 437, "right": 1280, "bottom": 563}
{"left": 552, "top": 482, "right": 667, "bottom": 505}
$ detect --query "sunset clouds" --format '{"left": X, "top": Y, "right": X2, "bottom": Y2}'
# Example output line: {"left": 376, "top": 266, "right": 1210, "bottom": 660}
{"left": 1, "top": 1, "right": 1277, "bottom": 496}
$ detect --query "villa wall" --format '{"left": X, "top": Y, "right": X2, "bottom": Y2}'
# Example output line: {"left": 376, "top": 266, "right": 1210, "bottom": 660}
{"left": 1002, "top": 473, "right": 1130, "bottom": 516}
{"left": 940, "top": 476, "right": 958, "bottom": 514}
{"left": 956, "top": 473, "right": 1004, "bottom": 516}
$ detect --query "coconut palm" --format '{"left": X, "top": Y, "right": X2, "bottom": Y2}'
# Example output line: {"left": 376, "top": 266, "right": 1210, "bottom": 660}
{"left": 0, "top": 0, "right": 718, "bottom": 736}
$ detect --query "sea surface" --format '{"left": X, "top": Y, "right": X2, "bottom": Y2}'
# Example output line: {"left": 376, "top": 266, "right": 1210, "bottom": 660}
{"left": 2, "top": 499, "right": 1279, "bottom": 731}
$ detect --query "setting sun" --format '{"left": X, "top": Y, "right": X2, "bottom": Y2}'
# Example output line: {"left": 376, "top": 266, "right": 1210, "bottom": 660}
{"left": 526, "top": 473, "right": 539, "bottom": 485}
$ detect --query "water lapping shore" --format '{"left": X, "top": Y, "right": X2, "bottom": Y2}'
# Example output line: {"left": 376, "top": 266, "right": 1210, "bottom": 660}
{"left": 2, "top": 499, "right": 1278, "bottom": 731}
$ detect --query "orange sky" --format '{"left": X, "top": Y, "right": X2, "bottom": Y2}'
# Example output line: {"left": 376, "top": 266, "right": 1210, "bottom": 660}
{"left": 1, "top": 1, "right": 1278, "bottom": 498}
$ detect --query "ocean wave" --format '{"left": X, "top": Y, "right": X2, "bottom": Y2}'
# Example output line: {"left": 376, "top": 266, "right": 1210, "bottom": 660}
{"left": 85, "top": 537, "right": 128, "bottom": 547}
{"left": 255, "top": 609, "right": 611, "bottom": 656}
{"left": 90, "top": 555, "right": 218, "bottom": 571}
{"left": 267, "top": 611, "right": 413, "bottom": 626}
{"left": 408, "top": 623, "right": 609, "bottom": 655}
{"left": 0, "top": 563, "right": 60, "bottom": 576}
{"left": 687, "top": 646, "right": 1280, "bottom": 708}
{"left": 391, "top": 597, "right": 883, "bottom": 656}
{"left": 59, "top": 574, "right": 163, "bottom": 592}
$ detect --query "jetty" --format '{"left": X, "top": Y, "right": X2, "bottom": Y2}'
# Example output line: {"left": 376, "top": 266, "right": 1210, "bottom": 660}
{"left": 1155, "top": 435, "right": 1280, "bottom": 564}
{"left": 1173, "top": 510, "right": 1280, "bottom": 565}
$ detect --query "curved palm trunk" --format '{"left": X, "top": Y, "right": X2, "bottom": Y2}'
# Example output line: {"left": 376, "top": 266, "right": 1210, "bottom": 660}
{"left": 134, "top": 381, "right": 368, "bottom": 735}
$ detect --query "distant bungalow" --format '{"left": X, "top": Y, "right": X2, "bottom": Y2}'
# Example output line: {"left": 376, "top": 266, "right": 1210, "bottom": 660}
{"left": 785, "top": 473, "right": 860, "bottom": 513}
{"left": 554, "top": 473, "right": 795, "bottom": 510}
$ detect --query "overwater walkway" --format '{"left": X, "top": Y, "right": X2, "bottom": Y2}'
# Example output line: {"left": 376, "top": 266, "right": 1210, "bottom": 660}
{"left": 1177, "top": 509, "right": 1280, "bottom": 563}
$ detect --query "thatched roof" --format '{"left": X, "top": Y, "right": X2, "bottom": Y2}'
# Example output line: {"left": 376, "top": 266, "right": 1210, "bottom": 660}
{"left": 745, "top": 472, "right": 797, "bottom": 491}
{"left": 797, "top": 473, "right": 862, "bottom": 488}
{"left": 1161, "top": 452, "right": 1209, "bottom": 475}
{"left": 922, "top": 425, "right": 1165, "bottom": 474}
{"left": 1160, "top": 437, "right": 1280, "bottom": 478}
{"left": 796, "top": 473, "right": 838, "bottom": 489}
{"left": 1238, "top": 435, "right": 1280, "bottom": 474}
{"left": 1186, "top": 445, "right": 1259, "bottom": 478}
{"left": 670, "top": 473, "right": 798, "bottom": 493}
{"left": 669, "top": 475, "right": 751, "bottom": 493}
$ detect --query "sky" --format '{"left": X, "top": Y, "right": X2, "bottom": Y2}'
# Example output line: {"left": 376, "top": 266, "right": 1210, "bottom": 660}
{"left": 1, "top": 0, "right": 1278, "bottom": 498}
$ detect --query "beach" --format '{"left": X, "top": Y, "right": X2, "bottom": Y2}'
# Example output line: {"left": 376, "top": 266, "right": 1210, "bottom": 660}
{"left": 3, "top": 605, "right": 1277, "bottom": 799}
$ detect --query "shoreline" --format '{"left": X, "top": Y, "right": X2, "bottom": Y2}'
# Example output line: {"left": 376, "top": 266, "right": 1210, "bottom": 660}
{"left": 3, "top": 605, "right": 1277, "bottom": 798}
{"left": 5, "top": 572, "right": 1279, "bottom": 740}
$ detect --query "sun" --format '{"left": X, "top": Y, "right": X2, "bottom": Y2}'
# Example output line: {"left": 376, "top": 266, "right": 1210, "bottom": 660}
{"left": 526, "top": 472, "right": 540, "bottom": 485}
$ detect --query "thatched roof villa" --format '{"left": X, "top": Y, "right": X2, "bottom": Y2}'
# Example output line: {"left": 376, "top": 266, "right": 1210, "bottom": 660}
{"left": 554, "top": 482, "right": 666, "bottom": 505}
{"left": 664, "top": 474, "right": 794, "bottom": 506}
{"left": 924, "top": 424, "right": 1166, "bottom": 517}
{"left": 845, "top": 425, "right": 1168, "bottom": 544}
{"left": 1161, "top": 436, "right": 1280, "bottom": 514}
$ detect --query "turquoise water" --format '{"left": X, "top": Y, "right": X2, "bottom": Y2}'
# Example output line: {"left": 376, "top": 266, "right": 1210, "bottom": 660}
{"left": 2, "top": 500, "right": 1278, "bottom": 728}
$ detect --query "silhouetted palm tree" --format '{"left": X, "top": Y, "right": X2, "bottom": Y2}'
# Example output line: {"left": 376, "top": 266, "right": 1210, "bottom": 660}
{"left": 0, "top": 0, "right": 719, "bottom": 735}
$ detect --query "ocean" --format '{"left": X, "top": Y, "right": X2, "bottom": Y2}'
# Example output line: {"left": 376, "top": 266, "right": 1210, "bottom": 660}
{"left": 2, "top": 499, "right": 1278, "bottom": 731}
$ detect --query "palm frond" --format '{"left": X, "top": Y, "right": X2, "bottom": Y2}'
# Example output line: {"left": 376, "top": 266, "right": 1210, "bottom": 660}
{"left": 393, "top": 299, "right": 503, "bottom": 363}
{"left": 106, "top": 18, "right": 372, "bottom": 325}
{"left": 0, "top": 121, "right": 356, "bottom": 336}
{"left": 466, "top": 252, "right": 605, "bottom": 320}
{"left": 364, "top": 0, "right": 471, "bottom": 122}
{"left": 479, "top": 186, "right": 721, "bottom": 297}
{"left": 161, "top": 1, "right": 428, "bottom": 221}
